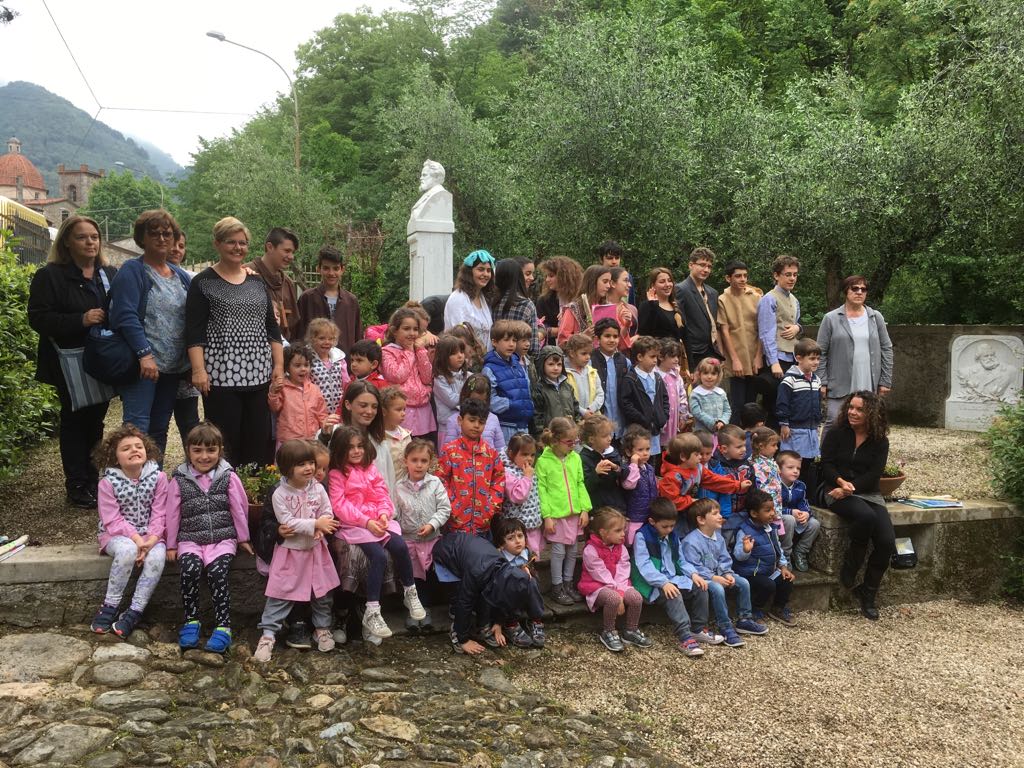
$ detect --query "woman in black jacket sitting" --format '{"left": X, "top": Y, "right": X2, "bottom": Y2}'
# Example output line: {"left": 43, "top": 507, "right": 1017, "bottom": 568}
{"left": 27, "top": 215, "right": 117, "bottom": 508}
{"left": 819, "top": 390, "right": 893, "bottom": 620}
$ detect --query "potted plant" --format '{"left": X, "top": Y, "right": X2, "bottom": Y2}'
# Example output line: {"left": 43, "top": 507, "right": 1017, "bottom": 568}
{"left": 879, "top": 461, "right": 907, "bottom": 499}
{"left": 237, "top": 463, "right": 280, "bottom": 526}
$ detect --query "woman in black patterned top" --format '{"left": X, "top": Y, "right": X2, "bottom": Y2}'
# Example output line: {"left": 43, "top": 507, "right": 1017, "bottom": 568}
{"left": 185, "top": 217, "right": 283, "bottom": 466}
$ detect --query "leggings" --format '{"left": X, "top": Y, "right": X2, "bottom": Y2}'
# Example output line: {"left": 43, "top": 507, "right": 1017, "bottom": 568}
{"left": 830, "top": 495, "right": 895, "bottom": 594}
{"left": 549, "top": 541, "right": 579, "bottom": 586}
{"left": 358, "top": 536, "right": 414, "bottom": 602}
{"left": 592, "top": 587, "right": 643, "bottom": 632}
{"left": 103, "top": 536, "right": 167, "bottom": 612}
{"left": 179, "top": 553, "right": 233, "bottom": 627}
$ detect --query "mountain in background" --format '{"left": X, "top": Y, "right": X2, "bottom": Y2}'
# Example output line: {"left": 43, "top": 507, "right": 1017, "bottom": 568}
{"left": 131, "top": 136, "right": 187, "bottom": 181}
{"left": 0, "top": 81, "right": 183, "bottom": 192}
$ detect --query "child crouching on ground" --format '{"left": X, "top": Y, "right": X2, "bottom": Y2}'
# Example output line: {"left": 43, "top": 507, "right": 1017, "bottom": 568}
{"left": 90, "top": 425, "right": 168, "bottom": 639}
{"left": 166, "top": 422, "right": 254, "bottom": 653}
{"left": 254, "top": 440, "right": 340, "bottom": 662}
{"left": 682, "top": 499, "right": 768, "bottom": 648}
{"left": 631, "top": 498, "right": 710, "bottom": 658}
{"left": 393, "top": 439, "right": 451, "bottom": 633}
{"left": 433, "top": 531, "right": 546, "bottom": 654}
{"left": 578, "top": 507, "right": 652, "bottom": 653}
{"left": 733, "top": 489, "right": 796, "bottom": 627}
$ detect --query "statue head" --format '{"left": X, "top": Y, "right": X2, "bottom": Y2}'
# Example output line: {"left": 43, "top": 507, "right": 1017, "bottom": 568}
{"left": 975, "top": 342, "right": 1000, "bottom": 370}
{"left": 419, "top": 160, "right": 445, "bottom": 192}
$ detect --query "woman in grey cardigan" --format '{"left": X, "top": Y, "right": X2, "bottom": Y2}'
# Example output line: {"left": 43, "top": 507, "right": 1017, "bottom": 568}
{"left": 817, "top": 275, "right": 894, "bottom": 432}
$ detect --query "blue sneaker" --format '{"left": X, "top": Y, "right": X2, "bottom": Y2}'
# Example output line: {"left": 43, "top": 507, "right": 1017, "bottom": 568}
{"left": 735, "top": 618, "right": 769, "bottom": 635}
{"left": 178, "top": 621, "right": 202, "bottom": 650}
{"left": 204, "top": 626, "right": 232, "bottom": 654}
{"left": 91, "top": 603, "right": 118, "bottom": 634}
{"left": 722, "top": 627, "right": 745, "bottom": 648}
{"left": 751, "top": 609, "right": 766, "bottom": 621}
{"left": 112, "top": 609, "right": 142, "bottom": 639}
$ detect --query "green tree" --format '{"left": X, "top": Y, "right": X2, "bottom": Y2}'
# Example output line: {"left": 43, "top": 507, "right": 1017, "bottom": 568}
{"left": 79, "top": 171, "right": 173, "bottom": 243}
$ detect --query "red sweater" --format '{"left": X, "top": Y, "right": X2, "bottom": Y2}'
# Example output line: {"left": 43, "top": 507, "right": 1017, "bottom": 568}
{"left": 658, "top": 458, "right": 742, "bottom": 513}
{"left": 437, "top": 437, "right": 505, "bottom": 534}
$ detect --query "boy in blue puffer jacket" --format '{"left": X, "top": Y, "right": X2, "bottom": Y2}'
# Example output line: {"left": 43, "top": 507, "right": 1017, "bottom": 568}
{"left": 732, "top": 489, "right": 796, "bottom": 626}
{"left": 699, "top": 425, "right": 756, "bottom": 546}
{"left": 483, "top": 320, "right": 534, "bottom": 441}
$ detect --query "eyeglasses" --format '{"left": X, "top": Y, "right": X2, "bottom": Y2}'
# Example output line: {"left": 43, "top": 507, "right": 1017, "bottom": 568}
{"left": 559, "top": 439, "right": 576, "bottom": 447}
{"left": 849, "top": 286, "right": 868, "bottom": 293}
{"left": 147, "top": 229, "right": 175, "bottom": 240}
{"left": 221, "top": 239, "right": 249, "bottom": 248}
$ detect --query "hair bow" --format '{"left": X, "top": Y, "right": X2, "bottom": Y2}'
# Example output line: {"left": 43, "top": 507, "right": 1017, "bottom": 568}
{"left": 463, "top": 250, "right": 495, "bottom": 267}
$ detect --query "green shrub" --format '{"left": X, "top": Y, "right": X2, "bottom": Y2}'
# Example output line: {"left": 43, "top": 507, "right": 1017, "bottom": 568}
{"left": 0, "top": 234, "right": 59, "bottom": 479}
{"left": 987, "top": 400, "right": 1024, "bottom": 601}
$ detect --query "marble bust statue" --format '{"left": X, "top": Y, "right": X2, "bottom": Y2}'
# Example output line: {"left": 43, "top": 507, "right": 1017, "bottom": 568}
{"left": 409, "top": 160, "right": 450, "bottom": 228}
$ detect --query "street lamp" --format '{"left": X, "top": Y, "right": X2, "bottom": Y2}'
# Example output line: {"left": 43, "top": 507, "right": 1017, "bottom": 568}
{"left": 206, "top": 30, "right": 301, "bottom": 171}
{"left": 114, "top": 161, "right": 164, "bottom": 208}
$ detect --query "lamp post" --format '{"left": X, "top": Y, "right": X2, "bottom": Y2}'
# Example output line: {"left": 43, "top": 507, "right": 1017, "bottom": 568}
{"left": 206, "top": 30, "right": 301, "bottom": 171}
{"left": 114, "top": 161, "right": 164, "bottom": 208}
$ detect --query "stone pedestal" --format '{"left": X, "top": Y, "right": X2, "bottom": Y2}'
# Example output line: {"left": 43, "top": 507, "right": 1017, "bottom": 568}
{"left": 944, "top": 334, "right": 1023, "bottom": 431}
{"left": 407, "top": 165, "right": 454, "bottom": 301}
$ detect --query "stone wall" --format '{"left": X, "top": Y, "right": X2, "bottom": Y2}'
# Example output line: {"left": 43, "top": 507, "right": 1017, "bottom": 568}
{"left": 800, "top": 324, "right": 1024, "bottom": 427}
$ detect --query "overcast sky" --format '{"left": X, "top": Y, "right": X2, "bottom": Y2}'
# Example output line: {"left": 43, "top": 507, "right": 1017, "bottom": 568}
{"left": 1, "top": 0, "right": 402, "bottom": 167}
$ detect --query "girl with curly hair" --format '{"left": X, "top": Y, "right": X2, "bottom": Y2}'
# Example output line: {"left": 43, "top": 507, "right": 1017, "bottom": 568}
{"left": 535, "top": 256, "right": 583, "bottom": 345}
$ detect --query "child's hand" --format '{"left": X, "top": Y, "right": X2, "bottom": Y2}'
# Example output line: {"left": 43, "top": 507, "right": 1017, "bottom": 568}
{"left": 278, "top": 523, "right": 297, "bottom": 538}
{"left": 794, "top": 510, "right": 809, "bottom": 525}
{"left": 631, "top": 453, "right": 641, "bottom": 465}
{"left": 711, "top": 575, "right": 729, "bottom": 586}
{"left": 417, "top": 524, "right": 434, "bottom": 537}
{"left": 366, "top": 518, "right": 387, "bottom": 537}
{"left": 723, "top": 573, "right": 736, "bottom": 587}
{"left": 662, "top": 582, "right": 681, "bottom": 600}
{"left": 323, "top": 413, "right": 340, "bottom": 430}
{"left": 743, "top": 535, "right": 755, "bottom": 553}
{"left": 544, "top": 518, "right": 556, "bottom": 535}
{"left": 692, "top": 574, "right": 708, "bottom": 591}
{"left": 596, "top": 459, "right": 616, "bottom": 475}
{"left": 713, "top": 420, "right": 725, "bottom": 432}
{"left": 780, "top": 425, "right": 791, "bottom": 440}
{"left": 579, "top": 510, "right": 589, "bottom": 529}
{"left": 316, "top": 516, "right": 340, "bottom": 535}
{"left": 461, "top": 639, "right": 486, "bottom": 655}
{"left": 239, "top": 542, "right": 255, "bottom": 556}
{"left": 616, "top": 598, "right": 625, "bottom": 616}
{"left": 166, "top": 549, "right": 177, "bottom": 563}
{"left": 491, "top": 624, "right": 507, "bottom": 647}
{"left": 739, "top": 479, "right": 752, "bottom": 491}
{"left": 270, "top": 378, "right": 284, "bottom": 394}
{"left": 780, "top": 566, "right": 795, "bottom": 582}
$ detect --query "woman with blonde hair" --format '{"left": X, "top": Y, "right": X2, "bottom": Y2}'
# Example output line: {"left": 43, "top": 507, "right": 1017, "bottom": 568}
{"left": 185, "top": 217, "right": 283, "bottom": 466}
{"left": 28, "top": 215, "right": 116, "bottom": 508}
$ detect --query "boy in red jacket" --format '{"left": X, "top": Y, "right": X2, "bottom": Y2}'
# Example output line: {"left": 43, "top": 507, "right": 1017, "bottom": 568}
{"left": 658, "top": 433, "right": 751, "bottom": 537}
{"left": 437, "top": 399, "right": 505, "bottom": 537}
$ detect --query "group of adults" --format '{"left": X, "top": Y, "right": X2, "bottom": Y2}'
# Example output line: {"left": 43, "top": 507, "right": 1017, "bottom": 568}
{"left": 440, "top": 241, "right": 896, "bottom": 618}
{"left": 27, "top": 211, "right": 361, "bottom": 510}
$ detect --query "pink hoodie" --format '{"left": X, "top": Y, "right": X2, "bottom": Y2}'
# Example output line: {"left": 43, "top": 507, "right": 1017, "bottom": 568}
{"left": 577, "top": 533, "right": 632, "bottom": 612}
{"left": 381, "top": 343, "right": 433, "bottom": 407}
{"left": 328, "top": 464, "right": 401, "bottom": 545}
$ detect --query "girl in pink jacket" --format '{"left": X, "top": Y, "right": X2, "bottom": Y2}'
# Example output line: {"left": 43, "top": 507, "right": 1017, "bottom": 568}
{"left": 328, "top": 426, "right": 426, "bottom": 640}
{"left": 380, "top": 307, "right": 436, "bottom": 439}
{"left": 268, "top": 346, "right": 328, "bottom": 447}
{"left": 577, "top": 508, "right": 653, "bottom": 653}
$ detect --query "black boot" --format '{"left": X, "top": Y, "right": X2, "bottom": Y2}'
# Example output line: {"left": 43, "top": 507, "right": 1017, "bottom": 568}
{"left": 852, "top": 584, "right": 879, "bottom": 621}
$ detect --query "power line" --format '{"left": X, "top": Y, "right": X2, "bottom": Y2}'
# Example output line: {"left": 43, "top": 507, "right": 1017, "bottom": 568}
{"left": 104, "top": 106, "right": 253, "bottom": 117}
{"left": 40, "top": 0, "right": 102, "bottom": 110}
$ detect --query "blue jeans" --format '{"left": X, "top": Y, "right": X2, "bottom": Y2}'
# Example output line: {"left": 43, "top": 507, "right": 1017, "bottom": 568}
{"left": 707, "top": 575, "right": 752, "bottom": 629}
{"left": 118, "top": 372, "right": 182, "bottom": 458}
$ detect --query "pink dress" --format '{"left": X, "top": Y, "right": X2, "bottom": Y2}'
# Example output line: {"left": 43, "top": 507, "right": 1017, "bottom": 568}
{"left": 656, "top": 365, "right": 691, "bottom": 446}
{"left": 265, "top": 480, "right": 340, "bottom": 601}
{"left": 328, "top": 465, "right": 402, "bottom": 544}
{"left": 381, "top": 343, "right": 436, "bottom": 436}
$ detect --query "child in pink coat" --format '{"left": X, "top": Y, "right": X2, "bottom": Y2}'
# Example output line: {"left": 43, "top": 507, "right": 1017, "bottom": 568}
{"left": 268, "top": 346, "right": 328, "bottom": 447}
{"left": 327, "top": 426, "right": 426, "bottom": 640}
{"left": 253, "top": 440, "right": 340, "bottom": 663}
{"left": 90, "top": 425, "right": 168, "bottom": 640}
{"left": 577, "top": 508, "right": 653, "bottom": 653}
{"left": 380, "top": 307, "right": 436, "bottom": 438}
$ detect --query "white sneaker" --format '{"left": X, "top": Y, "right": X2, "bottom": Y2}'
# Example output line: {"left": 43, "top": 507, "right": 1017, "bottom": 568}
{"left": 313, "top": 628, "right": 335, "bottom": 653}
{"left": 693, "top": 626, "right": 726, "bottom": 645}
{"left": 362, "top": 626, "right": 383, "bottom": 646}
{"left": 331, "top": 627, "right": 348, "bottom": 645}
{"left": 253, "top": 635, "right": 275, "bottom": 663}
{"left": 403, "top": 586, "right": 427, "bottom": 621}
{"left": 362, "top": 607, "right": 393, "bottom": 638}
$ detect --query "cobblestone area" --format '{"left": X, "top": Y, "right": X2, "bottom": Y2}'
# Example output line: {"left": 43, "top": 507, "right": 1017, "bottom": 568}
{"left": 0, "top": 624, "right": 677, "bottom": 768}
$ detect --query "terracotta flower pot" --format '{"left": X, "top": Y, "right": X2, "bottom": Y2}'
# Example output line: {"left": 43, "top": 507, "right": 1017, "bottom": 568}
{"left": 878, "top": 474, "right": 907, "bottom": 499}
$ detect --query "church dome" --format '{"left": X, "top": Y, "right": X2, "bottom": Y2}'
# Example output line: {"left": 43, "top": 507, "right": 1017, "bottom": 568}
{"left": 0, "top": 138, "right": 47, "bottom": 192}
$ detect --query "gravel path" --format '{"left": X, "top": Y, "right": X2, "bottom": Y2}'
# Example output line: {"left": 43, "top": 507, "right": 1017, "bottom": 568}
{"left": 507, "top": 600, "right": 1024, "bottom": 768}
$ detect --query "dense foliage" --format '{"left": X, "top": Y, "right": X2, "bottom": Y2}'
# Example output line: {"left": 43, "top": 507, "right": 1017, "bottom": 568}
{"left": 987, "top": 402, "right": 1024, "bottom": 601}
{"left": 79, "top": 171, "right": 175, "bottom": 244}
{"left": 0, "top": 233, "right": 58, "bottom": 479}
{"left": 174, "top": 0, "right": 1024, "bottom": 325}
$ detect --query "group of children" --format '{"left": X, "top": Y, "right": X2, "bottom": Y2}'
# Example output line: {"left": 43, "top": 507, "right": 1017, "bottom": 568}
{"left": 87, "top": 287, "right": 828, "bottom": 660}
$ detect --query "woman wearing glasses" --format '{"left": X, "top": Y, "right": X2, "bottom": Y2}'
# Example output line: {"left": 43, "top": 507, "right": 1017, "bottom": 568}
{"left": 816, "top": 276, "right": 894, "bottom": 434}
{"left": 108, "top": 210, "right": 192, "bottom": 457}
{"left": 444, "top": 250, "right": 497, "bottom": 352}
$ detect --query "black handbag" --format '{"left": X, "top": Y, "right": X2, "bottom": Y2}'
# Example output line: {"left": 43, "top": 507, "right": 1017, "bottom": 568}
{"left": 83, "top": 270, "right": 140, "bottom": 385}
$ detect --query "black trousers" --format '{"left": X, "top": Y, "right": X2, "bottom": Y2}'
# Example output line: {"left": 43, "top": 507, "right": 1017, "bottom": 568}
{"left": 202, "top": 385, "right": 272, "bottom": 467}
{"left": 830, "top": 496, "right": 895, "bottom": 594}
{"left": 173, "top": 395, "right": 200, "bottom": 455}
{"left": 56, "top": 381, "right": 109, "bottom": 493}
